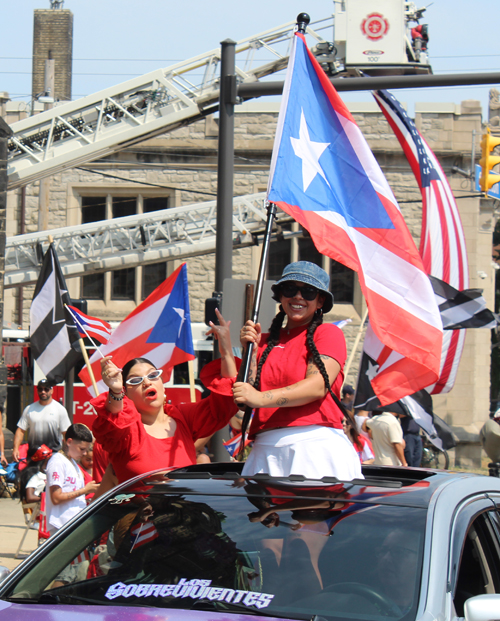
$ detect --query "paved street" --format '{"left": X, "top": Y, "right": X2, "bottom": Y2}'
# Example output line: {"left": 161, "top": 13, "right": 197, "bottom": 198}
{"left": 0, "top": 495, "right": 38, "bottom": 572}
{"left": 0, "top": 427, "right": 37, "bottom": 573}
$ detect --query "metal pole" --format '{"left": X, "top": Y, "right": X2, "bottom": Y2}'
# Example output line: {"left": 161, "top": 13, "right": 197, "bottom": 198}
{"left": 215, "top": 39, "right": 236, "bottom": 295}
{"left": 0, "top": 118, "right": 12, "bottom": 423}
{"left": 239, "top": 202, "right": 278, "bottom": 385}
{"left": 212, "top": 38, "right": 237, "bottom": 463}
{"left": 237, "top": 203, "right": 277, "bottom": 457}
{"left": 237, "top": 71, "right": 500, "bottom": 99}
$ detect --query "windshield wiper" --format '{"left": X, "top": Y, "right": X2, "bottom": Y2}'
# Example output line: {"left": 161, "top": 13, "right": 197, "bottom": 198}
{"left": 189, "top": 598, "right": 314, "bottom": 620}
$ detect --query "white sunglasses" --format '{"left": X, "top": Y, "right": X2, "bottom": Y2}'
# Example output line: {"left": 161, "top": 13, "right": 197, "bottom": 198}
{"left": 125, "top": 369, "right": 163, "bottom": 386}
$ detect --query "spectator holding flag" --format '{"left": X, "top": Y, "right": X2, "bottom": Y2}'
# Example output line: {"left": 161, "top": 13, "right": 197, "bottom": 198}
{"left": 91, "top": 309, "right": 239, "bottom": 483}
{"left": 233, "top": 261, "right": 361, "bottom": 481}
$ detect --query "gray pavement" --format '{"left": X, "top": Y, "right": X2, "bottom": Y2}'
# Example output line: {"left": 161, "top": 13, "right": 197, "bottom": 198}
{"left": 1, "top": 428, "right": 38, "bottom": 573}
{"left": 0, "top": 495, "right": 38, "bottom": 572}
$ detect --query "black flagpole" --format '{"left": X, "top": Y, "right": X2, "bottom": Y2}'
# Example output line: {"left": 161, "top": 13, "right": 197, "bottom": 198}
{"left": 237, "top": 201, "right": 277, "bottom": 458}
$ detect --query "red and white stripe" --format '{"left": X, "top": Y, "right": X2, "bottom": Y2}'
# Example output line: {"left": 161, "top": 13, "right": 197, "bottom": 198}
{"left": 67, "top": 305, "right": 113, "bottom": 344}
{"left": 79, "top": 263, "right": 194, "bottom": 397}
{"left": 130, "top": 522, "right": 158, "bottom": 550}
{"left": 268, "top": 34, "right": 443, "bottom": 405}
{"left": 373, "top": 90, "right": 469, "bottom": 394}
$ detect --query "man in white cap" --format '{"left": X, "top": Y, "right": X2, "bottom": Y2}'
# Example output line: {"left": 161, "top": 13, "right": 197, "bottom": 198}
{"left": 480, "top": 409, "right": 500, "bottom": 466}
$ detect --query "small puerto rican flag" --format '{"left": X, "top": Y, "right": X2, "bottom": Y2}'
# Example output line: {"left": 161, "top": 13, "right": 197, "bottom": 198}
{"left": 223, "top": 432, "right": 252, "bottom": 458}
{"left": 130, "top": 521, "right": 158, "bottom": 551}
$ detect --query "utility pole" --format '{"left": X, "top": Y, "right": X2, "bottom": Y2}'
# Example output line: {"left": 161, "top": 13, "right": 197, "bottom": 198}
{"left": 0, "top": 118, "right": 13, "bottom": 421}
{"left": 211, "top": 39, "right": 237, "bottom": 462}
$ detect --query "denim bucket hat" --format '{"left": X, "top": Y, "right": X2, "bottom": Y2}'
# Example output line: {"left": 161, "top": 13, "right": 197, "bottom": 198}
{"left": 271, "top": 261, "right": 334, "bottom": 313}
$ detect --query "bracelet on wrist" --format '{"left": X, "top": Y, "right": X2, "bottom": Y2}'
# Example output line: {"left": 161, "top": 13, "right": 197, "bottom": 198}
{"left": 108, "top": 388, "right": 125, "bottom": 402}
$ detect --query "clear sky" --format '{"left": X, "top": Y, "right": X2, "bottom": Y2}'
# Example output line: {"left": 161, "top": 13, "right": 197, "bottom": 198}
{"left": 1, "top": 0, "right": 499, "bottom": 118}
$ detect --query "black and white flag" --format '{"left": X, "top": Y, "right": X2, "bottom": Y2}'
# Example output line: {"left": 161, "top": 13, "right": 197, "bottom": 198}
{"left": 30, "top": 244, "right": 82, "bottom": 383}
{"left": 430, "top": 275, "right": 498, "bottom": 330}
{"left": 354, "top": 349, "right": 456, "bottom": 451}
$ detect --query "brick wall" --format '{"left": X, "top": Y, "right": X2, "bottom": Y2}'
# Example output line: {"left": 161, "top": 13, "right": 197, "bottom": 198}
{"left": 32, "top": 9, "right": 73, "bottom": 101}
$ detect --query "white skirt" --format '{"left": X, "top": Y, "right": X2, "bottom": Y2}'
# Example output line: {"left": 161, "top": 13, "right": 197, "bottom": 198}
{"left": 242, "top": 425, "right": 363, "bottom": 481}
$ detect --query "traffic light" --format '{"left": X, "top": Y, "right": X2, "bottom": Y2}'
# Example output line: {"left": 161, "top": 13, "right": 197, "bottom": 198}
{"left": 479, "top": 129, "right": 500, "bottom": 192}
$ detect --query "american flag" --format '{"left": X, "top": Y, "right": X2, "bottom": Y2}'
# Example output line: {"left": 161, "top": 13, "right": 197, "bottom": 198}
{"left": 373, "top": 89, "right": 469, "bottom": 394}
{"left": 267, "top": 33, "right": 442, "bottom": 405}
{"left": 66, "top": 305, "right": 112, "bottom": 344}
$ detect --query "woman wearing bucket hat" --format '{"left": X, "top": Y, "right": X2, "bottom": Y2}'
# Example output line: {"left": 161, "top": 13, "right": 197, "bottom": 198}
{"left": 233, "top": 261, "right": 361, "bottom": 480}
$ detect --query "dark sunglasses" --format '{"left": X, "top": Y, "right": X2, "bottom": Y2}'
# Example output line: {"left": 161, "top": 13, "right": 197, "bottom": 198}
{"left": 38, "top": 387, "right": 51, "bottom": 392}
{"left": 279, "top": 283, "right": 319, "bottom": 301}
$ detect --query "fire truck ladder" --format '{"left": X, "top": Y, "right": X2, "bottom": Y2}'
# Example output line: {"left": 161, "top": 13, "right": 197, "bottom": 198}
{"left": 7, "top": 16, "right": 333, "bottom": 190}
{"left": 4, "top": 192, "right": 294, "bottom": 288}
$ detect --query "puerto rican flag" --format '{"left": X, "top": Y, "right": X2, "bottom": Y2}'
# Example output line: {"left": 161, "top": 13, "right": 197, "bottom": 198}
{"left": 79, "top": 263, "right": 195, "bottom": 397}
{"left": 267, "top": 33, "right": 442, "bottom": 405}
{"left": 373, "top": 90, "right": 469, "bottom": 394}
{"left": 130, "top": 522, "right": 158, "bottom": 550}
{"left": 223, "top": 431, "right": 252, "bottom": 458}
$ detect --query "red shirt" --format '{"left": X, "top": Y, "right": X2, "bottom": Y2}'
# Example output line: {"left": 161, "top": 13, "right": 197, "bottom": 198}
{"left": 249, "top": 323, "right": 346, "bottom": 439}
{"left": 92, "top": 441, "right": 109, "bottom": 484}
{"left": 91, "top": 359, "right": 238, "bottom": 483}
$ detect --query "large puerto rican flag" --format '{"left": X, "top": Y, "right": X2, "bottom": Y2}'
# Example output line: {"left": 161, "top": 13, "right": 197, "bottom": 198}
{"left": 267, "top": 32, "right": 442, "bottom": 405}
{"left": 79, "top": 263, "right": 195, "bottom": 397}
{"left": 373, "top": 89, "right": 469, "bottom": 394}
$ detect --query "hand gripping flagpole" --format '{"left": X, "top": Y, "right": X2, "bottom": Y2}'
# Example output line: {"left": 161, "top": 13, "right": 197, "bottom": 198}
{"left": 237, "top": 201, "right": 277, "bottom": 459}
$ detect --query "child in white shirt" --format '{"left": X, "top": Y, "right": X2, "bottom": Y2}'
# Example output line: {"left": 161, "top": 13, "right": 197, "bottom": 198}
{"left": 45, "top": 424, "right": 99, "bottom": 536}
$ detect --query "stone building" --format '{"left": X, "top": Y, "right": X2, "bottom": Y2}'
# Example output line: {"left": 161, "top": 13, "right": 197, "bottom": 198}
{"left": 3, "top": 97, "right": 495, "bottom": 467}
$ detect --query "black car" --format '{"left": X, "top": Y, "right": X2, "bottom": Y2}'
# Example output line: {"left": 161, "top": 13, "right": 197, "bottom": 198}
{"left": 0, "top": 463, "right": 500, "bottom": 621}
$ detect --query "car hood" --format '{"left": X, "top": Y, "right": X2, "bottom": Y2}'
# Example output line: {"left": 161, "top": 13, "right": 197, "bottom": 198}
{"left": 0, "top": 600, "right": 296, "bottom": 621}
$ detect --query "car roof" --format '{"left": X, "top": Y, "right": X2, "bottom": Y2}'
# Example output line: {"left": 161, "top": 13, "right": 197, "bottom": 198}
{"left": 111, "top": 463, "right": 500, "bottom": 511}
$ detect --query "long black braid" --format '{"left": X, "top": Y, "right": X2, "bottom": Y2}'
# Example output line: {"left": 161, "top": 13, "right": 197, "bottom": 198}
{"left": 238, "top": 307, "right": 350, "bottom": 459}
{"left": 254, "top": 307, "right": 350, "bottom": 415}
{"left": 253, "top": 308, "right": 286, "bottom": 390}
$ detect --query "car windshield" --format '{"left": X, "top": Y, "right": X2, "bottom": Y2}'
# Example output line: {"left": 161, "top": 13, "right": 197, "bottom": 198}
{"left": 4, "top": 477, "right": 426, "bottom": 621}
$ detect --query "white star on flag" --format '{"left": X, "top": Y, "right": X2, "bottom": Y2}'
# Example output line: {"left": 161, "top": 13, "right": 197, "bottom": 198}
{"left": 366, "top": 360, "right": 380, "bottom": 382}
{"left": 173, "top": 307, "right": 186, "bottom": 338}
{"left": 290, "top": 109, "right": 330, "bottom": 192}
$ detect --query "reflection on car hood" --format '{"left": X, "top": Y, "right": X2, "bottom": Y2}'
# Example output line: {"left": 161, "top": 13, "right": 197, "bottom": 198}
{"left": 0, "top": 600, "right": 299, "bottom": 621}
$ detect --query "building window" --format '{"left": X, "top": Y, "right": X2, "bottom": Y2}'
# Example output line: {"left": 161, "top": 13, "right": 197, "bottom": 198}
{"left": 79, "top": 192, "right": 171, "bottom": 304}
{"left": 143, "top": 263, "right": 167, "bottom": 300}
{"left": 112, "top": 196, "right": 136, "bottom": 218}
{"left": 268, "top": 228, "right": 355, "bottom": 304}
{"left": 81, "top": 196, "right": 105, "bottom": 300}
{"left": 112, "top": 268, "right": 136, "bottom": 300}
{"left": 298, "top": 235, "right": 323, "bottom": 267}
{"left": 268, "top": 224, "right": 292, "bottom": 281}
{"left": 330, "top": 260, "right": 355, "bottom": 303}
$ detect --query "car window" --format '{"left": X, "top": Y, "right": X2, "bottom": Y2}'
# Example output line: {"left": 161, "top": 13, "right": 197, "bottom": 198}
{"left": 3, "top": 486, "right": 427, "bottom": 621}
{"left": 454, "top": 512, "right": 500, "bottom": 616}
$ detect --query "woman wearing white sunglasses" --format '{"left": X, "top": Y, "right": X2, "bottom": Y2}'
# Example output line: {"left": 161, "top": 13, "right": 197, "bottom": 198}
{"left": 91, "top": 309, "right": 238, "bottom": 484}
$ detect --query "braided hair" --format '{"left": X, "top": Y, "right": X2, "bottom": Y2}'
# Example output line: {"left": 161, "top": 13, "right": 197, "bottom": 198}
{"left": 254, "top": 306, "right": 336, "bottom": 402}
{"left": 238, "top": 302, "right": 351, "bottom": 458}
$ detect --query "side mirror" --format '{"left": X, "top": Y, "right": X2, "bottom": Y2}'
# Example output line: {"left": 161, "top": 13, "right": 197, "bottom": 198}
{"left": 464, "top": 594, "right": 500, "bottom": 621}
{"left": 0, "top": 565, "right": 10, "bottom": 584}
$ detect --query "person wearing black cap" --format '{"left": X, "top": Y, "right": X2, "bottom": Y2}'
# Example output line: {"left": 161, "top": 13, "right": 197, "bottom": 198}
{"left": 12, "top": 379, "right": 71, "bottom": 462}
{"left": 233, "top": 261, "right": 361, "bottom": 480}
{"left": 341, "top": 384, "right": 355, "bottom": 414}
